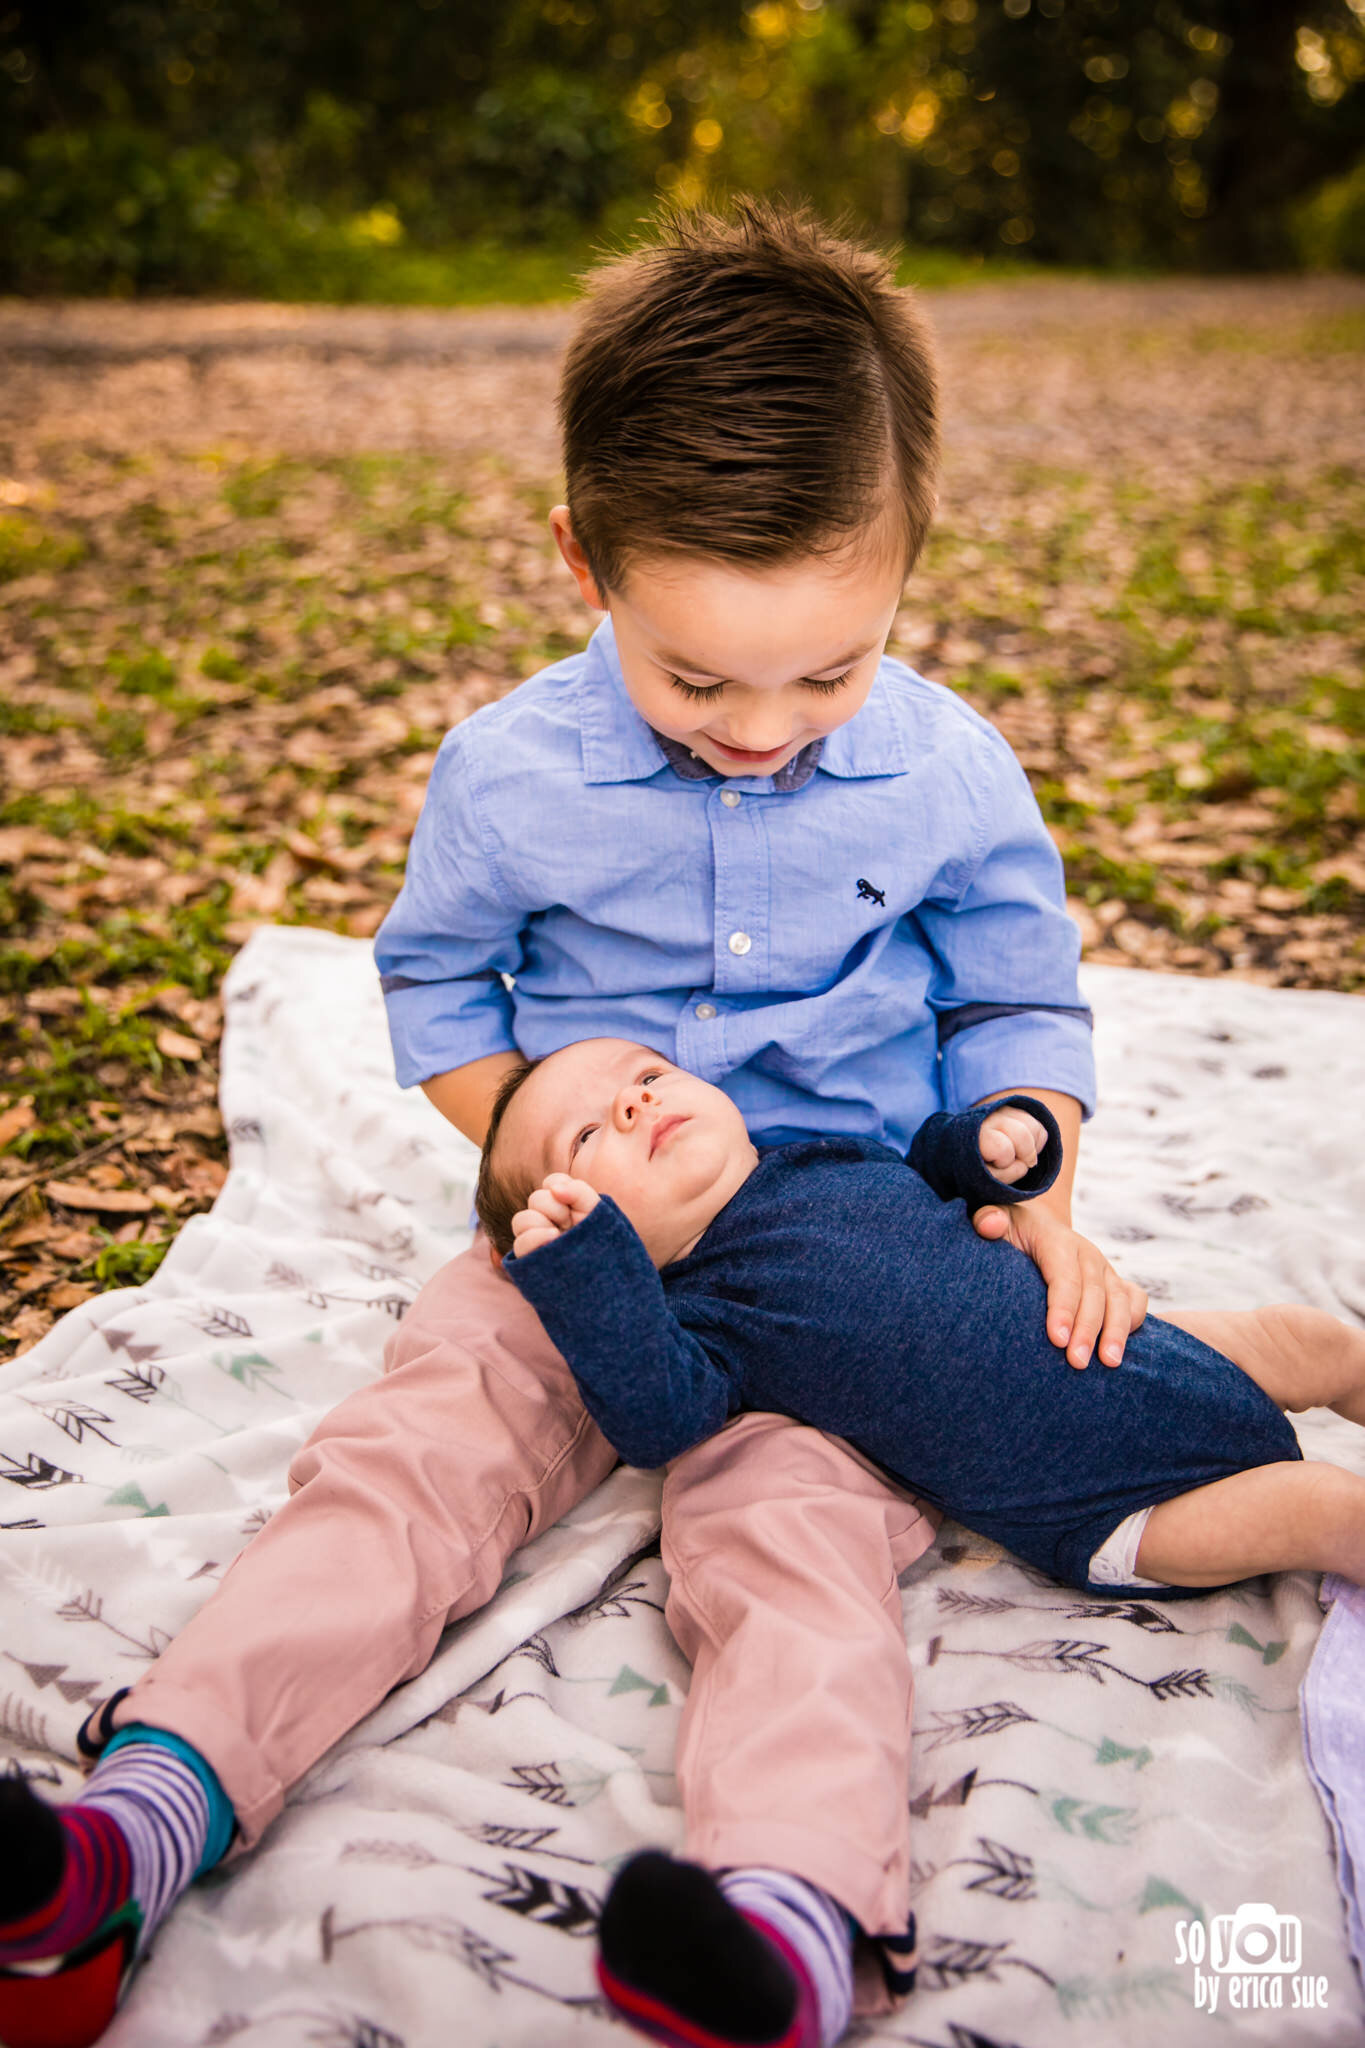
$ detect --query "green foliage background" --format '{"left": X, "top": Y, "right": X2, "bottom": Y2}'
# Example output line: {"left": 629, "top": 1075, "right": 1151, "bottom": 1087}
{"left": 3, "top": 0, "right": 1365, "bottom": 295}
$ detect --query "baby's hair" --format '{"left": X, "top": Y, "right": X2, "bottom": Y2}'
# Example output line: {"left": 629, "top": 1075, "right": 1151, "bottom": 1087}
{"left": 559, "top": 196, "right": 939, "bottom": 596}
{"left": 475, "top": 1056, "right": 542, "bottom": 1257}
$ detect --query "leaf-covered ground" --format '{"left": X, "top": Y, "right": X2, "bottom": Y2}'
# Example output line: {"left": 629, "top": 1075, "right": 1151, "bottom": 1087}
{"left": 2, "top": 278, "right": 1363, "bottom": 1357}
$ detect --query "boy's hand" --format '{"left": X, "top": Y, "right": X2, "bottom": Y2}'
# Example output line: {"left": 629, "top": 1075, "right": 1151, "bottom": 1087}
{"left": 972, "top": 1202, "right": 1147, "bottom": 1369}
{"left": 510, "top": 1172, "right": 600, "bottom": 1261}
{"left": 978, "top": 1106, "right": 1049, "bottom": 1186}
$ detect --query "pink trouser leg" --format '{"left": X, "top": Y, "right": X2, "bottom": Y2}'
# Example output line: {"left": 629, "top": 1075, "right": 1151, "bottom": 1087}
{"left": 112, "top": 1238, "right": 618, "bottom": 1846}
{"left": 663, "top": 1412, "right": 939, "bottom": 1940}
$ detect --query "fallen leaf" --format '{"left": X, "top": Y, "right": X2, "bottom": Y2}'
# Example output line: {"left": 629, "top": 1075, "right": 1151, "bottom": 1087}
{"left": 46, "top": 1281, "right": 95, "bottom": 1310}
{"left": 26, "top": 988, "right": 85, "bottom": 1015}
{"left": 156, "top": 1027, "right": 203, "bottom": 1062}
{"left": 174, "top": 1108, "right": 223, "bottom": 1138}
{"left": 4, "top": 1304, "right": 53, "bottom": 1353}
{"left": 45, "top": 1181, "right": 155, "bottom": 1215}
{"left": 0, "top": 1099, "right": 35, "bottom": 1147}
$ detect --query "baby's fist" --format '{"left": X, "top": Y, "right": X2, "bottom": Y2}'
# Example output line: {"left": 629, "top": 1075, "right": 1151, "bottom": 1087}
{"left": 510, "top": 1173, "right": 600, "bottom": 1260}
{"left": 978, "top": 1108, "right": 1048, "bottom": 1186}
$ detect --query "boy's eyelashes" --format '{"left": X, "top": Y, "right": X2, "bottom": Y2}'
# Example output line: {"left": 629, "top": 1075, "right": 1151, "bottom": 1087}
{"left": 665, "top": 669, "right": 854, "bottom": 703}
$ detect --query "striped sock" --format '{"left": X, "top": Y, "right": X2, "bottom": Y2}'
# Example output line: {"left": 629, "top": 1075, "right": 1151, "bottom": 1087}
{"left": 0, "top": 1740, "right": 219, "bottom": 2048}
{"left": 80, "top": 1741, "right": 214, "bottom": 1948}
{"left": 719, "top": 1869, "right": 854, "bottom": 2048}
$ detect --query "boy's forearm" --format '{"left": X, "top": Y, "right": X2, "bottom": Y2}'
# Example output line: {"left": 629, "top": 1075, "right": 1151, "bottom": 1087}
{"left": 969, "top": 1088, "right": 1081, "bottom": 1225}
{"left": 420, "top": 1049, "right": 525, "bottom": 1147}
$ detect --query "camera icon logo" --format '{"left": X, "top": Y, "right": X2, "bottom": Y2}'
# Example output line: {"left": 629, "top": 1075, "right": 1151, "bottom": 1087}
{"left": 1210, "top": 1903, "right": 1302, "bottom": 1975}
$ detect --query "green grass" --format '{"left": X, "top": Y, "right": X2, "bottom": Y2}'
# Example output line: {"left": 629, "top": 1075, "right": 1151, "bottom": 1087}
{"left": 0, "top": 513, "right": 86, "bottom": 582}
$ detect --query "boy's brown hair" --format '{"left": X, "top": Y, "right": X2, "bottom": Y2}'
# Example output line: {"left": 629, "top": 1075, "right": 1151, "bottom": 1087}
{"left": 474, "top": 1057, "right": 541, "bottom": 1257}
{"left": 559, "top": 197, "right": 939, "bottom": 595}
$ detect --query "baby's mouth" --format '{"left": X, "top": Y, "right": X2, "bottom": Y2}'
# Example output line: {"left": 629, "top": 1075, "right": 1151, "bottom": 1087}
{"left": 649, "top": 1114, "right": 689, "bottom": 1157}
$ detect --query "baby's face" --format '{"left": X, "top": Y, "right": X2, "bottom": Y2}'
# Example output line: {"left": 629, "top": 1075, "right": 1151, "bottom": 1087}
{"left": 496, "top": 1040, "right": 758, "bottom": 1265}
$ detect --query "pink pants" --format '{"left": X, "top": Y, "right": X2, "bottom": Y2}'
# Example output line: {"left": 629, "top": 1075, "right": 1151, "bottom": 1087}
{"left": 113, "top": 1237, "right": 938, "bottom": 1947}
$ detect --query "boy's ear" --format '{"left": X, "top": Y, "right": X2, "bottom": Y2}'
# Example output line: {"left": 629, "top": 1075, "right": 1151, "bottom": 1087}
{"left": 549, "top": 506, "right": 608, "bottom": 611}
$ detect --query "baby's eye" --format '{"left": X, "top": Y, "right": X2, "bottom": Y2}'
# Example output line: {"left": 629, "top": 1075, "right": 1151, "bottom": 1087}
{"left": 803, "top": 668, "right": 854, "bottom": 697}
{"left": 569, "top": 1123, "right": 598, "bottom": 1160}
{"left": 666, "top": 672, "right": 725, "bottom": 704}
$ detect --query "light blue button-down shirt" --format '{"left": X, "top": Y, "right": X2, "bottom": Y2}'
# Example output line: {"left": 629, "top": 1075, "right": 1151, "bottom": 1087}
{"left": 376, "top": 617, "right": 1094, "bottom": 1154}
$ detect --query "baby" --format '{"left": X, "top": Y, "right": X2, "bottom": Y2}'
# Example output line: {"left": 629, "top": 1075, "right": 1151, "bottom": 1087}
{"left": 478, "top": 1038, "right": 1365, "bottom": 1599}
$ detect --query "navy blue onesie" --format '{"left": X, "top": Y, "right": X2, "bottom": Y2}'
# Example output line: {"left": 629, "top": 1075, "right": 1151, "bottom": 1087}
{"left": 507, "top": 1097, "right": 1300, "bottom": 1595}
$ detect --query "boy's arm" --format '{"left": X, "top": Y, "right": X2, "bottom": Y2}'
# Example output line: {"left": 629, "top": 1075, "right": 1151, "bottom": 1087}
{"left": 915, "top": 727, "right": 1143, "bottom": 1368}
{"left": 505, "top": 1191, "right": 736, "bottom": 1469}
{"left": 375, "top": 727, "right": 526, "bottom": 1100}
{"left": 421, "top": 1050, "right": 525, "bottom": 1147}
{"left": 969, "top": 1087, "right": 1147, "bottom": 1370}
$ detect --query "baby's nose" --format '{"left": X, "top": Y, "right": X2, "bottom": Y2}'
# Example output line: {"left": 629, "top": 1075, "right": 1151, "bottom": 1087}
{"left": 620, "top": 1087, "right": 654, "bottom": 1125}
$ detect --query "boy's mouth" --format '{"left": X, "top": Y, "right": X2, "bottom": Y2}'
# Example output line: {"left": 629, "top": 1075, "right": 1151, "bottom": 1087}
{"left": 705, "top": 736, "right": 793, "bottom": 767}
{"left": 649, "top": 1114, "right": 689, "bottom": 1157}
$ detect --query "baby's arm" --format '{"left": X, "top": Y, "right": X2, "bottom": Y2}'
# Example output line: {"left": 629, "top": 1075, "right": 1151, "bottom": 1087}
{"left": 909, "top": 1093, "right": 1062, "bottom": 1209}
{"left": 505, "top": 1178, "right": 736, "bottom": 1468}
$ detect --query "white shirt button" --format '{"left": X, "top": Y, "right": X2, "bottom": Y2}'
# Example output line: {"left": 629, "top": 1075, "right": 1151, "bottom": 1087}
{"left": 695, "top": 1002, "right": 717, "bottom": 1020}
{"left": 720, "top": 789, "right": 741, "bottom": 808}
{"left": 728, "top": 931, "right": 752, "bottom": 956}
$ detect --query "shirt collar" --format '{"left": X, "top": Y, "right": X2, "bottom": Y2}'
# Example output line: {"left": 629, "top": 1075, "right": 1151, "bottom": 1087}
{"left": 577, "top": 618, "right": 673, "bottom": 785}
{"left": 816, "top": 672, "right": 916, "bottom": 778}
{"left": 651, "top": 728, "right": 825, "bottom": 793}
{"left": 576, "top": 614, "right": 913, "bottom": 787}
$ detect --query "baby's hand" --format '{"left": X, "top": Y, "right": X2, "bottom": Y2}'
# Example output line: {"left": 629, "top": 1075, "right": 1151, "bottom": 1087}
{"left": 978, "top": 1107, "right": 1049, "bottom": 1186}
{"left": 510, "top": 1172, "right": 600, "bottom": 1260}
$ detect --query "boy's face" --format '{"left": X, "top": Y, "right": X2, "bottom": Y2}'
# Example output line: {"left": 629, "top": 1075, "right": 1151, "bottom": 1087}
{"left": 495, "top": 1039, "right": 759, "bottom": 1265}
{"left": 551, "top": 510, "right": 907, "bottom": 780}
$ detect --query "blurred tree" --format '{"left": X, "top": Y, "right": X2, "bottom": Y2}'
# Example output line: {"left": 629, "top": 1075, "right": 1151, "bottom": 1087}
{"left": 1, "top": 0, "right": 1363, "bottom": 287}
{"left": 1202, "top": 0, "right": 1365, "bottom": 266}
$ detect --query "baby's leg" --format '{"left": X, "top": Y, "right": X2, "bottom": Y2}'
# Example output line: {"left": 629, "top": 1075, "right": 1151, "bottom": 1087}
{"left": 1164, "top": 1303, "right": 1365, "bottom": 1427}
{"left": 1136, "top": 1461, "right": 1365, "bottom": 1588}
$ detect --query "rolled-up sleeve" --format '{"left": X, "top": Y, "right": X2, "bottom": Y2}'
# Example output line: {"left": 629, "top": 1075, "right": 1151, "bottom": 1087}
{"left": 374, "top": 730, "right": 523, "bottom": 1087}
{"left": 917, "top": 729, "right": 1096, "bottom": 1118}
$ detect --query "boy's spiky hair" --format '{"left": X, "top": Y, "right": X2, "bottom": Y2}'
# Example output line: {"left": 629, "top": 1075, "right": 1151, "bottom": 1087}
{"left": 474, "top": 1056, "right": 541, "bottom": 1257}
{"left": 559, "top": 197, "right": 939, "bottom": 595}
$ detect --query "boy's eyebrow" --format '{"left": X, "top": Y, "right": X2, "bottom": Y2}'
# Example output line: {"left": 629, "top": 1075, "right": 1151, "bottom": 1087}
{"left": 653, "top": 642, "right": 877, "bottom": 681}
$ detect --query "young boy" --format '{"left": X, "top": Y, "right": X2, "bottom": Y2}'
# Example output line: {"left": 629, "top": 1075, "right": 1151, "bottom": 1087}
{"left": 0, "top": 202, "right": 1145, "bottom": 2048}
{"left": 482, "top": 1038, "right": 1364, "bottom": 1606}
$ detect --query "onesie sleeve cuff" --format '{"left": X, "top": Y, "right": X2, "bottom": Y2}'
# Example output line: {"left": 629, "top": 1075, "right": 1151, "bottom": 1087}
{"left": 909, "top": 1094, "right": 1063, "bottom": 1208}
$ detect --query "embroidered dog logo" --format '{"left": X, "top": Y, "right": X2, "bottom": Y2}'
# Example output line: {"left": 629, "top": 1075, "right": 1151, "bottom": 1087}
{"left": 856, "top": 878, "right": 886, "bottom": 907}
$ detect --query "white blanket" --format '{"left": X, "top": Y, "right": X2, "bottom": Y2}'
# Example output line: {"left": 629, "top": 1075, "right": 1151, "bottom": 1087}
{"left": 2, "top": 928, "right": 1363, "bottom": 2046}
